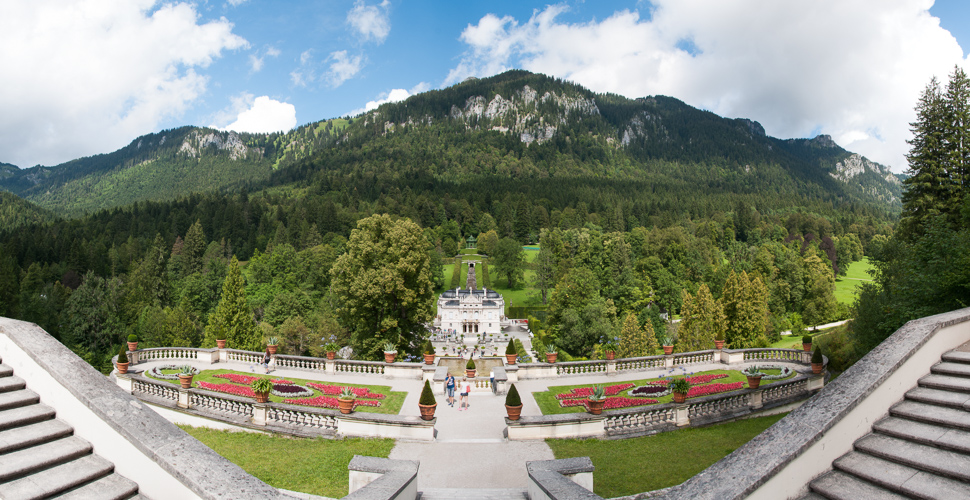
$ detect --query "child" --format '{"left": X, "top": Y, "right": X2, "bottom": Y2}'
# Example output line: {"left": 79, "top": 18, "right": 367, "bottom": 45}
{"left": 459, "top": 377, "right": 471, "bottom": 410}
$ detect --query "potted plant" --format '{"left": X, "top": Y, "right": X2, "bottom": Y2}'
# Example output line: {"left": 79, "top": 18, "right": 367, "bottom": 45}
{"left": 324, "top": 341, "right": 340, "bottom": 360}
{"left": 812, "top": 346, "right": 824, "bottom": 374}
{"left": 604, "top": 343, "right": 616, "bottom": 360}
{"left": 418, "top": 380, "right": 437, "bottom": 420}
{"left": 743, "top": 365, "right": 764, "bottom": 389}
{"left": 714, "top": 331, "right": 725, "bottom": 350}
{"left": 251, "top": 377, "right": 272, "bottom": 403}
{"left": 216, "top": 339, "right": 227, "bottom": 349}
{"left": 423, "top": 340, "right": 435, "bottom": 365}
{"left": 267, "top": 336, "right": 279, "bottom": 355}
{"left": 465, "top": 359, "right": 477, "bottom": 378}
{"left": 127, "top": 333, "right": 139, "bottom": 351}
{"left": 338, "top": 387, "right": 356, "bottom": 414}
{"left": 177, "top": 365, "right": 195, "bottom": 388}
{"left": 505, "top": 383, "right": 523, "bottom": 420}
{"left": 383, "top": 342, "right": 397, "bottom": 363}
{"left": 661, "top": 334, "right": 674, "bottom": 355}
{"left": 116, "top": 344, "right": 129, "bottom": 374}
{"left": 802, "top": 334, "right": 813, "bottom": 352}
{"left": 505, "top": 339, "right": 517, "bottom": 365}
{"left": 545, "top": 346, "right": 558, "bottom": 364}
{"left": 587, "top": 385, "right": 606, "bottom": 415}
{"left": 669, "top": 377, "right": 691, "bottom": 403}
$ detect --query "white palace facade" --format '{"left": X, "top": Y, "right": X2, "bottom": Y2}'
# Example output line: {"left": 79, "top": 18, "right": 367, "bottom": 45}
{"left": 433, "top": 287, "right": 510, "bottom": 335}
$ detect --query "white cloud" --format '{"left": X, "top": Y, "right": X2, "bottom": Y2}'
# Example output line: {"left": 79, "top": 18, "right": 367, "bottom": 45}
{"left": 327, "top": 50, "right": 364, "bottom": 87}
{"left": 218, "top": 94, "right": 296, "bottom": 134}
{"left": 249, "top": 46, "right": 280, "bottom": 73}
{"left": 348, "top": 82, "right": 431, "bottom": 116}
{"left": 448, "top": 1, "right": 970, "bottom": 172}
{"left": 0, "top": 0, "right": 247, "bottom": 168}
{"left": 347, "top": 0, "right": 391, "bottom": 44}
{"left": 227, "top": 0, "right": 247, "bottom": 6}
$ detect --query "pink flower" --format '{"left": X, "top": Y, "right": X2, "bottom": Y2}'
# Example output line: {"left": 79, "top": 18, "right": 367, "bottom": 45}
{"left": 198, "top": 381, "right": 256, "bottom": 398}
{"left": 214, "top": 373, "right": 259, "bottom": 385}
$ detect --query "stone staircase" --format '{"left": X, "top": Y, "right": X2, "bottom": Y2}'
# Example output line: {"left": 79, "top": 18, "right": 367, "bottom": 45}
{"left": 802, "top": 349, "right": 970, "bottom": 499}
{"left": 0, "top": 358, "right": 142, "bottom": 499}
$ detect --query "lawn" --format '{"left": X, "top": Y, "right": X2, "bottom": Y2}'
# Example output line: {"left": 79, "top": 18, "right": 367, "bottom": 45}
{"left": 546, "top": 412, "right": 787, "bottom": 497}
{"left": 834, "top": 258, "right": 874, "bottom": 304}
{"left": 181, "top": 426, "right": 394, "bottom": 498}
{"left": 145, "top": 368, "right": 406, "bottom": 414}
{"left": 532, "top": 368, "right": 795, "bottom": 415}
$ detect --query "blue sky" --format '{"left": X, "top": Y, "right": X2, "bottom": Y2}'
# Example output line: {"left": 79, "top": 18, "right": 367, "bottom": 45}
{"left": 1, "top": 1, "right": 969, "bottom": 172}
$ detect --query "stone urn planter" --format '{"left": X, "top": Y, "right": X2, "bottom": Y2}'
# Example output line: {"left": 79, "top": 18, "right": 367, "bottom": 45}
{"left": 663, "top": 345, "right": 674, "bottom": 355}
{"left": 746, "top": 375, "right": 763, "bottom": 389}
{"left": 418, "top": 380, "right": 437, "bottom": 421}
{"left": 251, "top": 378, "right": 272, "bottom": 404}
{"left": 116, "top": 361, "right": 129, "bottom": 374}
{"left": 506, "top": 353, "right": 517, "bottom": 365}
{"left": 803, "top": 343, "right": 812, "bottom": 352}
{"left": 419, "top": 402, "right": 437, "bottom": 420}
{"left": 327, "top": 351, "right": 336, "bottom": 360}
{"left": 506, "top": 404, "right": 523, "bottom": 420}
{"left": 216, "top": 339, "right": 226, "bottom": 349}
{"left": 465, "top": 359, "right": 476, "bottom": 378}
{"left": 744, "top": 366, "right": 764, "bottom": 389}
{"left": 605, "top": 351, "right": 615, "bottom": 361}
{"left": 424, "top": 353, "right": 435, "bottom": 365}
{"left": 384, "top": 351, "right": 397, "bottom": 363}
{"left": 178, "top": 374, "right": 194, "bottom": 389}
{"left": 715, "top": 340, "right": 725, "bottom": 350}
{"left": 587, "top": 399, "right": 605, "bottom": 415}
{"left": 812, "top": 362, "right": 824, "bottom": 374}
{"left": 672, "top": 392, "right": 687, "bottom": 404}
{"left": 545, "top": 352, "right": 558, "bottom": 363}
{"left": 254, "top": 391, "right": 270, "bottom": 403}
{"left": 338, "top": 398, "right": 354, "bottom": 414}
{"left": 127, "top": 341, "right": 138, "bottom": 352}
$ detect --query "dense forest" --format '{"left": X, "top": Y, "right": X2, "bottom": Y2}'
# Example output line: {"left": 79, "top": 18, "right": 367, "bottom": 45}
{"left": 0, "top": 70, "right": 908, "bottom": 368}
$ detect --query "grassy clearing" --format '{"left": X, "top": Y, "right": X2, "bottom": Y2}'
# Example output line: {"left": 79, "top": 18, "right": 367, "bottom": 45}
{"left": 181, "top": 426, "right": 394, "bottom": 498}
{"left": 533, "top": 368, "right": 794, "bottom": 415}
{"left": 146, "top": 368, "right": 406, "bottom": 414}
{"left": 834, "top": 258, "right": 874, "bottom": 304}
{"left": 546, "top": 412, "right": 787, "bottom": 497}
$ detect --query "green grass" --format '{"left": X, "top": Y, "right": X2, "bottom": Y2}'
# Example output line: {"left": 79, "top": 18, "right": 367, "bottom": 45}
{"left": 834, "top": 257, "right": 874, "bottom": 304}
{"left": 546, "top": 412, "right": 787, "bottom": 497}
{"left": 181, "top": 426, "right": 394, "bottom": 498}
{"left": 533, "top": 369, "right": 794, "bottom": 415}
{"left": 146, "top": 368, "right": 406, "bottom": 414}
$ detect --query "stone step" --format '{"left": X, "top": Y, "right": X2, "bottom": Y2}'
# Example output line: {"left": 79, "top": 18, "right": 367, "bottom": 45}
{"left": 0, "top": 436, "right": 92, "bottom": 482}
{"left": 794, "top": 493, "right": 827, "bottom": 500}
{"left": 0, "top": 403, "right": 55, "bottom": 431}
{"left": 918, "top": 374, "right": 970, "bottom": 394}
{"left": 931, "top": 362, "right": 970, "bottom": 378}
{"left": 0, "top": 364, "right": 13, "bottom": 378}
{"left": 809, "top": 470, "right": 909, "bottom": 499}
{"left": 51, "top": 472, "right": 140, "bottom": 500}
{"left": 0, "top": 454, "right": 115, "bottom": 500}
{"left": 833, "top": 450, "right": 970, "bottom": 498}
{"left": 942, "top": 351, "right": 970, "bottom": 364}
{"left": 855, "top": 433, "right": 970, "bottom": 482}
{"left": 0, "top": 418, "right": 74, "bottom": 454}
{"left": 419, "top": 488, "right": 529, "bottom": 499}
{"left": 905, "top": 386, "right": 970, "bottom": 410}
{"left": 0, "top": 375, "right": 26, "bottom": 393}
{"left": 890, "top": 400, "right": 970, "bottom": 431}
{"left": 874, "top": 416, "right": 970, "bottom": 455}
{"left": 0, "top": 388, "right": 40, "bottom": 411}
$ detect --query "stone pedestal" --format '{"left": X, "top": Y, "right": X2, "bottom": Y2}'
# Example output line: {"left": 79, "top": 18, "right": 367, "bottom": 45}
{"left": 115, "top": 373, "right": 133, "bottom": 393}
{"left": 325, "top": 359, "right": 336, "bottom": 375}
{"left": 177, "top": 387, "right": 190, "bottom": 409}
{"left": 674, "top": 405, "right": 690, "bottom": 426}
{"left": 606, "top": 360, "right": 617, "bottom": 376}
{"left": 749, "top": 390, "right": 763, "bottom": 410}
{"left": 252, "top": 403, "right": 267, "bottom": 426}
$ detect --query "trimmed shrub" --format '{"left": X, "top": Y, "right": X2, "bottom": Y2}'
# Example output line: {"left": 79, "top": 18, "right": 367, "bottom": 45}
{"left": 812, "top": 346, "right": 823, "bottom": 364}
{"left": 802, "top": 334, "right": 813, "bottom": 344}
{"left": 506, "top": 384, "right": 521, "bottom": 406}
{"left": 117, "top": 344, "right": 128, "bottom": 364}
{"left": 127, "top": 333, "right": 138, "bottom": 342}
{"left": 506, "top": 339, "right": 516, "bottom": 355}
{"left": 419, "top": 380, "right": 436, "bottom": 406}
{"left": 466, "top": 359, "right": 476, "bottom": 370}
{"left": 423, "top": 340, "right": 434, "bottom": 355}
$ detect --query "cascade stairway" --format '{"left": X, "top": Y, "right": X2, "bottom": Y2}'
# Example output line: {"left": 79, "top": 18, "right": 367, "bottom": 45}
{"left": 0, "top": 357, "right": 142, "bottom": 500}
{"left": 801, "top": 348, "right": 970, "bottom": 499}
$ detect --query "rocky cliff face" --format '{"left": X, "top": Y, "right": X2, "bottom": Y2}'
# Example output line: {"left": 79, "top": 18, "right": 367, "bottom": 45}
{"left": 830, "top": 153, "right": 900, "bottom": 185}
{"left": 178, "top": 130, "right": 256, "bottom": 160}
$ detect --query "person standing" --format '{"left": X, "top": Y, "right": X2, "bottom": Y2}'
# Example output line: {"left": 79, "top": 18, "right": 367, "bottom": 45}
{"left": 261, "top": 347, "right": 272, "bottom": 374}
{"left": 459, "top": 377, "right": 471, "bottom": 410}
{"left": 445, "top": 373, "right": 456, "bottom": 407}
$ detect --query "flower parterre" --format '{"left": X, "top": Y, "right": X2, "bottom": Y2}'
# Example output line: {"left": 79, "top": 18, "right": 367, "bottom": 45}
{"left": 555, "top": 383, "right": 635, "bottom": 400}
{"left": 555, "top": 372, "right": 750, "bottom": 411}
{"left": 283, "top": 396, "right": 381, "bottom": 409}
{"left": 197, "top": 381, "right": 256, "bottom": 398}
{"left": 647, "top": 374, "right": 728, "bottom": 386}
{"left": 686, "top": 382, "right": 744, "bottom": 398}
{"left": 306, "top": 383, "right": 386, "bottom": 400}
{"left": 196, "top": 373, "right": 385, "bottom": 408}
{"left": 561, "top": 396, "right": 659, "bottom": 409}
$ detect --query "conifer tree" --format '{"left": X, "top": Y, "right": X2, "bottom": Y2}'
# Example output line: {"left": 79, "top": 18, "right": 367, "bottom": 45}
{"left": 675, "top": 284, "right": 723, "bottom": 352}
{"left": 204, "top": 257, "right": 259, "bottom": 351}
{"left": 721, "top": 270, "right": 769, "bottom": 349}
{"left": 618, "top": 312, "right": 651, "bottom": 358}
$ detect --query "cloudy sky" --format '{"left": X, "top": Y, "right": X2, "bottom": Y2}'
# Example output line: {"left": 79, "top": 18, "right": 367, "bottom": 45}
{"left": 1, "top": 0, "right": 968, "bottom": 172}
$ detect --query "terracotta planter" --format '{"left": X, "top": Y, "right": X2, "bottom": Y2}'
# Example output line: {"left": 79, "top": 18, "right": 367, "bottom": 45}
{"left": 267, "top": 345, "right": 278, "bottom": 355}
{"left": 803, "top": 343, "right": 812, "bottom": 352}
{"left": 178, "top": 374, "right": 193, "bottom": 389}
{"left": 506, "top": 404, "right": 523, "bottom": 420}
{"left": 338, "top": 398, "right": 354, "bottom": 414}
{"left": 506, "top": 354, "right": 517, "bottom": 365}
{"left": 466, "top": 369, "right": 476, "bottom": 378}
{"left": 812, "top": 362, "right": 823, "bottom": 374}
{"left": 116, "top": 362, "right": 129, "bottom": 374}
{"left": 384, "top": 352, "right": 396, "bottom": 363}
{"left": 424, "top": 353, "right": 435, "bottom": 365}
{"left": 127, "top": 342, "right": 138, "bottom": 351}
{"left": 545, "top": 353, "right": 558, "bottom": 363}
{"left": 663, "top": 345, "right": 673, "bottom": 355}
{"left": 672, "top": 391, "right": 686, "bottom": 404}
{"left": 216, "top": 339, "right": 226, "bottom": 349}
{"left": 747, "top": 376, "right": 763, "bottom": 389}
{"left": 418, "top": 403, "right": 437, "bottom": 421}
{"left": 587, "top": 399, "right": 605, "bottom": 415}
{"left": 715, "top": 340, "right": 725, "bottom": 350}
{"left": 605, "top": 351, "right": 615, "bottom": 361}
{"left": 327, "top": 351, "right": 336, "bottom": 360}
{"left": 254, "top": 391, "right": 269, "bottom": 403}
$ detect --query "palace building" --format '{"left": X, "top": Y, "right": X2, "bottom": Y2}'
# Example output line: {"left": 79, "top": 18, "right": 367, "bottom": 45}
{"left": 433, "top": 263, "right": 509, "bottom": 334}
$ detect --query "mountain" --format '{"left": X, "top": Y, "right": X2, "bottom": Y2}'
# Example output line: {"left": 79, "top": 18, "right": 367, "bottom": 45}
{"left": 0, "top": 70, "right": 902, "bottom": 218}
{"left": 0, "top": 190, "right": 55, "bottom": 231}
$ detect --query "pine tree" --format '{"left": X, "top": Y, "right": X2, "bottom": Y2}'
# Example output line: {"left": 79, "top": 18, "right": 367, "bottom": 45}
{"left": 944, "top": 67, "right": 970, "bottom": 211}
{"left": 722, "top": 270, "right": 769, "bottom": 349}
{"left": 204, "top": 257, "right": 259, "bottom": 351}
{"left": 617, "top": 312, "right": 656, "bottom": 358}
{"left": 675, "top": 284, "right": 723, "bottom": 352}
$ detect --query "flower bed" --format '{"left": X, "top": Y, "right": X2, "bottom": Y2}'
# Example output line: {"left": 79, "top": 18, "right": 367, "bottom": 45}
{"left": 148, "top": 365, "right": 200, "bottom": 380}
{"left": 271, "top": 383, "right": 313, "bottom": 398}
{"left": 197, "top": 381, "right": 256, "bottom": 398}
{"left": 214, "top": 373, "right": 260, "bottom": 385}
{"left": 283, "top": 396, "right": 382, "bottom": 409}
{"left": 648, "top": 374, "right": 728, "bottom": 386}
{"left": 757, "top": 366, "right": 794, "bottom": 380}
{"left": 556, "top": 383, "right": 635, "bottom": 400}
{"left": 306, "top": 383, "right": 386, "bottom": 400}
{"left": 687, "top": 382, "right": 744, "bottom": 398}
{"left": 629, "top": 385, "right": 670, "bottom": 397}
{"left": 194, "top": 375, "right": 385, "bottom": 408}
{"left": 561, "top": 396, "right": 659, "bottom": 410}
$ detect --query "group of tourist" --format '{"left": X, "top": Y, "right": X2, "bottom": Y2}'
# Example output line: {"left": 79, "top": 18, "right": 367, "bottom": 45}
{"left": 444, "top": 373, "right": 472, "bottom": 410}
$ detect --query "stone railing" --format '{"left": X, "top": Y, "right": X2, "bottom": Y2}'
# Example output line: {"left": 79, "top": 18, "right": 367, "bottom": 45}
{"left": 506, "top": 371, "right": 823, "bottom": 441}
{"left": 650, "top": 307, "right": 970, "bottom": 500}
{"left": 555, "top": 360, "right": 608, "bottom": 376}
{"left": 347, "top": 456, "right": 419, "bottom": 500}
{"left": 615, "top": 355, "right": 665, "bottom": 372}
{"left": 122, "top": 373, "right": 435, "bottom": 441}
{"left": 527, "top": 457, "right": 598, "bottom": 500}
